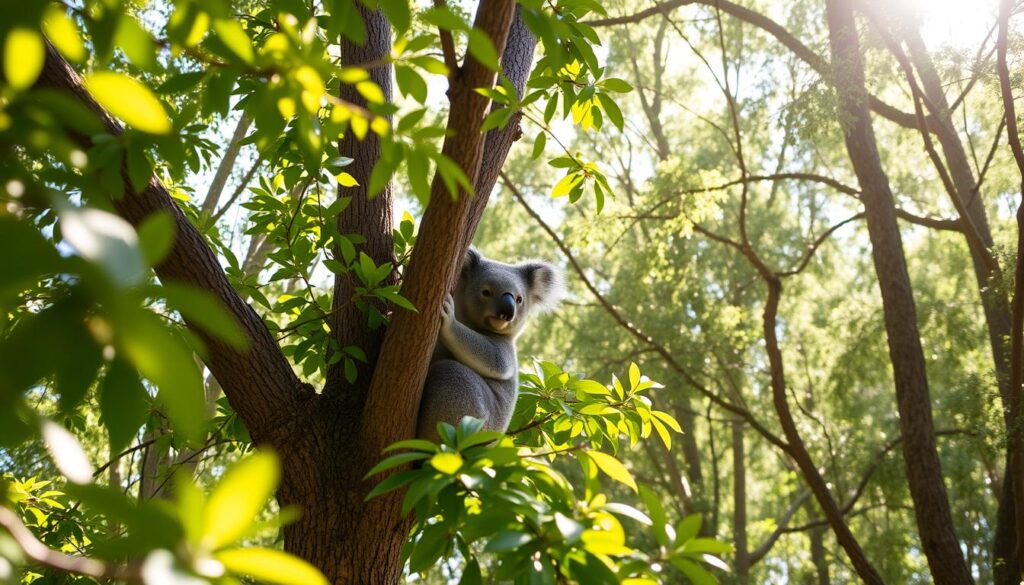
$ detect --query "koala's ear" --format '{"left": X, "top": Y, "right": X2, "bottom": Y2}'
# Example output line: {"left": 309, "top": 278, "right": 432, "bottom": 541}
{"left": 519, "top": 261, "right": 565, "bottom": 312}
{"left": 461, "top": 247, "right": 482, "bottom": 276}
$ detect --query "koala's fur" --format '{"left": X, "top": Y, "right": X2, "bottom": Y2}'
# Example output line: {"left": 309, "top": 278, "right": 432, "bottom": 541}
{"left": 416, "top": 248, "right": 564, "bottom": 440}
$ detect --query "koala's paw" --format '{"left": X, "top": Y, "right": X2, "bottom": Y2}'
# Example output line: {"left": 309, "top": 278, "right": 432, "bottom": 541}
{"left": 440, "top": 293, "right": 455, "bottom": 327}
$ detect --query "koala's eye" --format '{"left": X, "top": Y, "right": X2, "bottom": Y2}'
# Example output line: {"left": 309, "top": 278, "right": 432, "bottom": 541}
{"left": 516, "top": 295, "right": 523, "bottom": 304}
{"left": 482, "top": 289, "right": 492, "bottom": 297}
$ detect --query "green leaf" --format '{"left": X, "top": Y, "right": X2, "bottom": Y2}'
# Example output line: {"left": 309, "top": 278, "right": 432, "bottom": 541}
{"left": 458, "top": 559, "right": 482, "bottom": 585}
{"left": 85, "top": 72, "right": 172, "bottom": 134}
{"left": 409, "top": 521, "right": 449, "bottom": 572}
{"left": 364, "top": 452, "right": 431, "bottom": 477}
{"left": 136, "top": 211, "right": 173, "bottom": 266}
{"left": 212, "top": 19, "right": 255, "bottom": 64}
{"left": 598, "top": 78, "right": 633, "bottom": 93}
{"left": 116, "top": 16, "right": 157, "bottom": 70}
{"left": 572, "top": 379, "right": 610, "bottom": 395}
{"left": 126, "top": 146, "right": 153, "bottom": 193}
{"left": 484, "top": 530, "right": 532, "bottom": 552}
{"left": 381, "top": 0, "right": 411, "bottom": 33}
{"left": 670, "top": 558, "right": 717, "bottom": 585}
{"left": 466, "top": 28, "right": 500, "bottom": 71}
{"left": 99, "top": 359, "right": 151, "bottom": 452}
{"left": 217, "top": 548, "right": 328, "bottom": 585}
{"left": 421, "top": 6, "right": 467, "bottom": 31}
{"left": 116, "top": 310, "right": 205, "bottom": 443}
{"left": 0, "top": 217, "right": 60, "bottom": 296}
{"left": 4, "top": 28, "right": 44, "bottom": 90}
{"left": 682, "top": 538, "right": 733, "bottom": 555}
{"left": 364, "top": 469, "right": 420, "bottom": 501}
{"left": 203, "top": 451, "right": 280, "bottom": 550}
{"left": 531, "top": 132, "right": 547, "bottom": 160}
{"left": 395, "top": 65, "right": 428, "bottom": 103}
{"left": 376, "top": 287, "right": 417, "bottom": 312}
{"left": 675, "top": 514, "right": 702, "bottom": 544}
{"left": 596, "top": 93, "right": 623, "bottom": 131}
{"left": 640, "top": 485, "right": 669, "bottom": 547}
{"left": 384, "top": 439, "right": 439, "bottom": 453}
{"left": 160, "top": 283, "right": 248, "bottom": 350}
{"left": 585, "top": 451, "right": 637, "bottom": 492}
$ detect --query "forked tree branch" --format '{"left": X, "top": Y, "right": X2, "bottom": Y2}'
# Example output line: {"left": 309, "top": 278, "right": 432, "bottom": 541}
{"left": 359, "top": 0, "right": 519, "bottom": 457}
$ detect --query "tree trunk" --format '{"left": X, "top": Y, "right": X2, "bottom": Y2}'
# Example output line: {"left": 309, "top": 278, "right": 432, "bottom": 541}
{"left": 809, "top": 525, "right": 829, "bottom": 585}
{"left": 732, "top": 421, "right": 749, "bottom": 581}
{"left": 901, "top": 27, "right": 1018, "bottom": 583}
{"left": 825, "top": 1, "right": 972, "bottom": 582}
{"left": 325, "top": 5, "right": 397, "bottom": 402}
{"left": 33, "top": 1, "right": 535, "bottom": 577}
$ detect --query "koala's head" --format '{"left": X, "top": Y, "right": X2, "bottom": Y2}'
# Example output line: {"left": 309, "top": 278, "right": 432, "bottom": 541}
{"left": 455, "top": 247, "right": 564, "bottom": 338}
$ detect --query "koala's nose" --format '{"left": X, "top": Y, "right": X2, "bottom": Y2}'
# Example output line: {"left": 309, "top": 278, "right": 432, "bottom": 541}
{"left": 496, "top": 293, "right": 516, "bottom": 322}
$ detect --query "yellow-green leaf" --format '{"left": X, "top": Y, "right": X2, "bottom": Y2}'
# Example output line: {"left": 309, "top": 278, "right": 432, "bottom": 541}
{"left": 202, "top": 451, "right": 280, "bottom": 549}
{"left": 336, "top": 172, "right": 359, "bottom": 187}
{"left": 356, "top": 80, "right": 385, "bottom": 104}
{"left": 43, "top": 7, "right": 86, "bottom": 63}
{"left": 586, "top": 451, "right": 637, "bottom": 492}
{"left": 429, "top": 452, "right": 463, "bottom": 474}
{"left": 213, "top": 19, "right": 254, "bottom": 64}
{"left": 551, "top": 173, "right": 581, "bottom": 198}
{"left": 5, "top": 28, "right": 44, "bottom": 90}
{"left": 85, "top": 72, "right": 172, "bottom": 134}
{"left": 216, "top": 548, "right": 328, "bottom": 585}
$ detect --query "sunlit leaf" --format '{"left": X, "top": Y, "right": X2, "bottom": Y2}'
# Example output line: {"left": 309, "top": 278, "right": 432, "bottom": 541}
{"left": 86, "top": 72, "right": 172, "bottom": 134}
{"left": 203, "top": 451, "right": 280, "bottom": 550}
{"left": 60, "top": 207, "right": 147, "bottom": 287}
{"left": 585, "top": 451, "right": 637, "bottom": 491}
{"left": 4, "top": 28, "right": 44, "bottom": 91}
{"left": 41, "top": 419, "right": 93, "bottom": 484}
{"left": 430, "top": 452, "right": 463, "bottom": 474}
{"left": 217, "top": 548, "right": 328, "bottom": 585}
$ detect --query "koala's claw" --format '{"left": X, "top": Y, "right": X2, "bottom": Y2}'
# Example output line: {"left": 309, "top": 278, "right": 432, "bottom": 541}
{"left": 440, "top": 293, "right": 455, "bottom": 326}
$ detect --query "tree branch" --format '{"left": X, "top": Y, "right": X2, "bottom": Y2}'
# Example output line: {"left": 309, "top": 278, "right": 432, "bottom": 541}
{"left": 504, "top": 173, "right": 790, "bottom": 453}
{"left": 587, "top": 0, "right": 928, "bottom": 131}
{"left": 34, "top": 41, "right": 311, "bottom": 446}
{"left": 0, "top": 506, "right": 142, "bottom": 581}
{"left": 360, "top": 0, "right": 519, "bottom": 457}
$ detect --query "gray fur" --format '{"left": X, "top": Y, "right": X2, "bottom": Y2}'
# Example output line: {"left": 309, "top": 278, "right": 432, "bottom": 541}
{"left": 417, "top": 248, "right": 564, "bottom": 440}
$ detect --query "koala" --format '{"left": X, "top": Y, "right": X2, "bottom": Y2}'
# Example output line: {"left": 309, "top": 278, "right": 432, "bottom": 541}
{"left": 416, "top": 247, "right": 564, "bottom": 441}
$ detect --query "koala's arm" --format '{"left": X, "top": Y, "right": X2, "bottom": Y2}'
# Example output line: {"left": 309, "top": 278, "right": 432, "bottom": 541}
{"left": 439, "top": 296, "right": 517, "bottom": 380}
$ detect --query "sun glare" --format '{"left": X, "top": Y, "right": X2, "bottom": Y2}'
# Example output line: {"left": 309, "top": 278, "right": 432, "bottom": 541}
{"left": 907, "top": 0, "right": 1002, "bottom": 50}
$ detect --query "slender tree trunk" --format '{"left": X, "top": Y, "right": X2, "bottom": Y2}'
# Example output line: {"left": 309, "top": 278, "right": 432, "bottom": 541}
{"left": 809, "top": 524, "right": 829, "bottom": 585}
{"left": 325, "top": 5, "right": 397, "bottom": 402}
{"left": 201, "top": 115, "right": 253, "bottom": 217}
{"left": 732, "top": 420, "right": 749, "bottom": 581}
{"left": 901, "top": 26, "right": 1019, "bottom": 583}
{"left": 825, "top": 1, "right": 972, "bottom": 582}
{"left": 762, "top": 279, "right": 884, "bottom": 584}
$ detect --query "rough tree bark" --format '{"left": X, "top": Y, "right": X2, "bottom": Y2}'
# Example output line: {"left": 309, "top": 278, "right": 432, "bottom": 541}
{"left": 33, "top": 2, "right": 537, "bottom": 581}
{"left": 900, "top": 24, "right": 1018, "bottom": 583}
{"left": 825, "top": 1, "right": 972, "bottom": 582}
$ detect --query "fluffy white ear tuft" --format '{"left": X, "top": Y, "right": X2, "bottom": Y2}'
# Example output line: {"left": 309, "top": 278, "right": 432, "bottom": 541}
{"left": 462, "top": 247, "right": 482, "bottom": 275}
{"left": 519, "top": 261, "right": 565, "bottom": 312}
